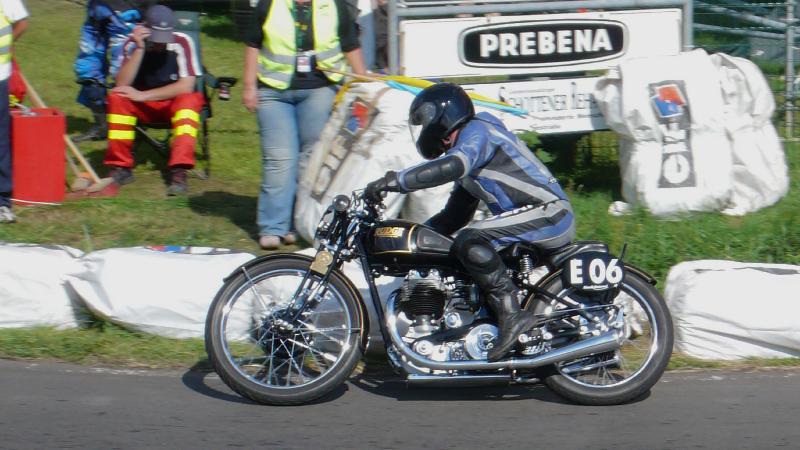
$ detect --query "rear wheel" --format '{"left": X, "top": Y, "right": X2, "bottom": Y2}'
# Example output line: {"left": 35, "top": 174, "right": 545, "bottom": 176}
{"left": 205, "top": 256, "right": 364, "bottom": 405}
{"left": 527, "top": 271, "right": 673, "bottom": 405}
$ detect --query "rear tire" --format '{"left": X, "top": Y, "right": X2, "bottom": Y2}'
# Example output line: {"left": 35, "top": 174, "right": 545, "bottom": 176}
{"left": 529, "top": 270, "right": 673, "bottom": 405}
{"left": 205, "top": 256, "right": 364, "bottom": 405}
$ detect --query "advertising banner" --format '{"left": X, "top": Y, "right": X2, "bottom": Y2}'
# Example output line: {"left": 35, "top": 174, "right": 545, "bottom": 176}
{"left": 400, "top": 9, "right": 682, "bottom": 78}
{"left": 464, "top": 77, "right": 605, "bottom": 134}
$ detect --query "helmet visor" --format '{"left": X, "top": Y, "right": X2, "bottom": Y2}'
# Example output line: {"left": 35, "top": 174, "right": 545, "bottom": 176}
{"left": 409, "top": 123, "right": 423, "bottom": 148}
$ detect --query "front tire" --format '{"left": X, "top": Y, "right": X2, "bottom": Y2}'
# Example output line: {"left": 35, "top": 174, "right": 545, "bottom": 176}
{"left": 528, "top": 270, "right": 673, "bottom": 405}
{"left": 205, "top": 256, "right": 364, "bottom": 405}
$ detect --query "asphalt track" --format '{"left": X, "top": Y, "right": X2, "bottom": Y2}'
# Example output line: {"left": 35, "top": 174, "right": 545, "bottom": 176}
{"left": 1, "top": 358, "right": 798, "bottom": 449}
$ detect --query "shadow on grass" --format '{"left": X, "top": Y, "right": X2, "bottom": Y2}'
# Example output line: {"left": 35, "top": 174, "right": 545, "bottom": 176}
{"left": 66, "top": 115, "right": 92, "bottom": 135}
{"left": 188, "top": 190, "right": 259, "bottom": 239}
{"left": 539, "top": 133, "right": 622, "bottom": 198}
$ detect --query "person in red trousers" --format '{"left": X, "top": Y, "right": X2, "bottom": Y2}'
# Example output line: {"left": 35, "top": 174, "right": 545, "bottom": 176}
{"left": 103, "top": 4, "right": 203, "bottom": 196}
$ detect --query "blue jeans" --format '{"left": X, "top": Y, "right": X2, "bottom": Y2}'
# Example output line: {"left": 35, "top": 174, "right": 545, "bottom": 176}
{"left": 256, "top": 85, "right": 337, "bottom": 237}
{"left": 0, "top": 80, "right": 10, "bottom": 208}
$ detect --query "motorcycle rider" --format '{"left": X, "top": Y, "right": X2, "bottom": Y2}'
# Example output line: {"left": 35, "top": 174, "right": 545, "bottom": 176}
{"left": 365, "top": 83, "right": 575, "bottom": 362}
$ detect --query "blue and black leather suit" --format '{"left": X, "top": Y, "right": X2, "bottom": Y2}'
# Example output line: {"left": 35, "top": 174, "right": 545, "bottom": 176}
{"left": 393, "top": 112, "right": 575, "bottom": 254}
{"left": 370, "top": 109, "right": 575, "bottom": 361}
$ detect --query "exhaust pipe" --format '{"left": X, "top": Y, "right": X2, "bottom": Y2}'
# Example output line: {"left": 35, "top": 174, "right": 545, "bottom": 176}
{"left": 407, "top": 374, "right": 511, "bottom": 387}
{"left": 386, "top": 296, "right": 621, "bottom": 372}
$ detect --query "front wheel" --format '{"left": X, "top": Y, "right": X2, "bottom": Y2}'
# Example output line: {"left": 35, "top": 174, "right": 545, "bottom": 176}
{"left": 205, "top": 255, "right": 364, "bottom": 405}
{"left": 527, "top": 270, "right": 674, "bottom": 405}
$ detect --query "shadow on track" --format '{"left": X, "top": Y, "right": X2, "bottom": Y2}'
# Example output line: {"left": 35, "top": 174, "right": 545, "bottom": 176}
{"left": 181, "top": 363, "right": 349, "bottom": 406}
{"left": 348, "top": 359, "right": 577, "bottom": 404}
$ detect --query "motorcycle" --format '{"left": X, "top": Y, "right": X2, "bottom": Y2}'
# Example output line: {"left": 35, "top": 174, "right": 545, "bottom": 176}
{"left": 205, "top": 190, "right": 674, "bottom": 406}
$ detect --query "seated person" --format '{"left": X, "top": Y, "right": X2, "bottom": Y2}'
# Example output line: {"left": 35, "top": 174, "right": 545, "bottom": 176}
{"left": 72, "top": 0, "right": 155, "bottom": 143}
{"left": 103, "top": 4, "right": 204, "bottom": 196}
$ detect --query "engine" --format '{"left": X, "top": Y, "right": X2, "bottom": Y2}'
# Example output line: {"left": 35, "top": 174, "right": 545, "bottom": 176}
{"left": 394, "top": 270, "right": 501, "bottom": 361}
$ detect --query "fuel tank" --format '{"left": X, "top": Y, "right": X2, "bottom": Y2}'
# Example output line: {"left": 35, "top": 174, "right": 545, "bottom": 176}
{"left": 365, "top": 220, "right": 458, "bottom": 274}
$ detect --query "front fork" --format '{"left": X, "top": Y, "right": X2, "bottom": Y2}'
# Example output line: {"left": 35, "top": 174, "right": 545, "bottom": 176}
{"left": 355, "top": 239, "right": 394, "bottom": 352}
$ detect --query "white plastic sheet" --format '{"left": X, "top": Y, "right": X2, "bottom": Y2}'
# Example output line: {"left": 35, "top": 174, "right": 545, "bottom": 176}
{"left": 711, "top": 53, "right": 790, "bottom": 216}
{"left": 664, "top": 260, "right": 800, "bottom": 360}
{"left": 0, "top": 243, "right": 84, "bottom": 329}
{"left": 293, "top": 82, "right": 453, "bottom": 243}
{"left": 595, "top": 49, "right": 733, "bottom": 217}
{"left": 65, "top": 247, "right": 255, "bottom": 339}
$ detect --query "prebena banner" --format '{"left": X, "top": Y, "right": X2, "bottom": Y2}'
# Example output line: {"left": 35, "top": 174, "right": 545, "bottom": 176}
{"left": 464, "top": 77, "right": 605, "bottom": 134}
{"left": 400, "top": 9, "right": 682, "bottom": 78}
{"left": 461, "top": 20, "right": 625, "bottom": 68}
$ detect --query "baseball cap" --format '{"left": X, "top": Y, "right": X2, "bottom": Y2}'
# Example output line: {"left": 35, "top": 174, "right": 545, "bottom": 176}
{"left": 144, "top": 5, "right": 176, "bottom": 44}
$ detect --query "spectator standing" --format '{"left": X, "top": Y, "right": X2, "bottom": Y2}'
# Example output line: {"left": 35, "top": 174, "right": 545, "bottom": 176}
{"left": 0, "top": 0, "right": 28, "bottom": 224}
{"left": 103, "top": 4, "right": 204, "bottom": 196}
{"left": 72, "top": 0, "right": 155, "bottom": 143}
{"left": 243, "top": 0, "right": 367, "bottom": 250}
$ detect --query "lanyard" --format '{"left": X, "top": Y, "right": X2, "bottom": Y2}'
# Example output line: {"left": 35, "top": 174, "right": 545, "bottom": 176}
{"left": 292, "top": 0, "right": 313, "bottom": 51}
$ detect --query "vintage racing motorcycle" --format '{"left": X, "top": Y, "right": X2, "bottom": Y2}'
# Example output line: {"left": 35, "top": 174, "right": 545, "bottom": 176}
{"left": 205, "top": 191, "right": 673, "bottom": 406}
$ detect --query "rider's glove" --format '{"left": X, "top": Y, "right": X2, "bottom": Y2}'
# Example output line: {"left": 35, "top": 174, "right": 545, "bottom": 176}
{"left": 365, "top": 171, "right": 402, "bottom": 203}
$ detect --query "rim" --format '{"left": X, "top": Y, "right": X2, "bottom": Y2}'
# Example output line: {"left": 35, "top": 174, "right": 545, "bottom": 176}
{"left": 546, "top": 281, "right": 659, "bottom": 388}
{"left": 219, "top": 268, "right": 355, "bottom": 390}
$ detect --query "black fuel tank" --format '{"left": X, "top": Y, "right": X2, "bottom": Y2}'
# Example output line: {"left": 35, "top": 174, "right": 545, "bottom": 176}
{"left": 365, "top": 220, "right": 456, "bottom": 273}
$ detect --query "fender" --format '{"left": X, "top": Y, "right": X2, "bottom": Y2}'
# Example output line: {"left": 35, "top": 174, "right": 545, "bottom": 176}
{"left": 523, "top": 262, "right": 657, "bottom": 309}
{"left": 224, "top": 252, "right": 371, "bottom": 351}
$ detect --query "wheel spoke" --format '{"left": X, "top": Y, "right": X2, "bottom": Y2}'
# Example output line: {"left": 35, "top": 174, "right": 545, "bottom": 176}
{"left": 266, "top": 333, "right": 277, "bottom": 384}
{"left": 289, "top": 337, "right": 338, "bottom": 363}
{"left": 540, "top": 281, "right": 661, "bottom": 389}
{"left": 216, "top": 265, "right": 357, "bottom": 395}
{"left": 297, "top": 321, "right": 352, "bottom": 347}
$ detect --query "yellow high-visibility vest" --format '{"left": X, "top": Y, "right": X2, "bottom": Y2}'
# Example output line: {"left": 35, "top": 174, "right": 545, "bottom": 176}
{"left": 0, "top": 5, "right": 13, "bottom": 70}
{"left": 258, "top": 0, "right": 346, "bottom": 89}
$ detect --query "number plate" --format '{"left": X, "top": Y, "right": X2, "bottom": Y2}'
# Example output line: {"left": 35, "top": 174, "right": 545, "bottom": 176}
{"left": 562, "top": 251, "right": 625, "bottom": 292}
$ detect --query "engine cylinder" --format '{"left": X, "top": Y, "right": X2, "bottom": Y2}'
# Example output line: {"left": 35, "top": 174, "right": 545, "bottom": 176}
{"left": 399, "top": 280, "right": 446, "bottom": 319}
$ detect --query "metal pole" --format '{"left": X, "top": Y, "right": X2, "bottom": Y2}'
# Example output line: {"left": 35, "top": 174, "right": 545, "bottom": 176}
{"left": 696, "top": 1, "right": 789, "bottom": 31}
{"left": 393, "top": 0, "right": 688, "bottom": 18}
{"left": 388, "top": 0, "right": 399, "bottom": 75}
{"left": 787, "top": 0, "right": 795, "bottom": 140}
{"left": 694, "top": 23, "right": 783, "bottom": 41}
{"left": 683, "top": 0, "right": 693, "bottom": 50}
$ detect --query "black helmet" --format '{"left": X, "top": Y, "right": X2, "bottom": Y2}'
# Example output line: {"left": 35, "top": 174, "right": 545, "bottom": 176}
{"left": 408, "top": 83, "right": 475, "bottom": 159}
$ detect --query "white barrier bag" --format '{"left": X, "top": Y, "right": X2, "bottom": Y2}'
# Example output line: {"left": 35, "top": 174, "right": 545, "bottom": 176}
{"left": 0, "top": 243, "right": 84, "bottom": 329}
{"left": 65, "top": 247, "right": 254, "bottom": 339}
{"left": 294, "top": 82, "right": 451, "bottom": 242}
{"left": 711, "top": 53, "right": 789, "bottom": 216}
{"left": 664, "top": 260, "right": 800, "bottom": 360}
{"left": 595, "top": 49, "right": 733, "bottom": 216}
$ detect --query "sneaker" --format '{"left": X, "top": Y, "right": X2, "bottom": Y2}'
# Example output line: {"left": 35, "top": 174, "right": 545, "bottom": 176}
{"left": 0, "top": 206, "right": 16, "bottom": 223}
{"left": 281, "top": 232, "right": 297, "bottom": 245}
{"left": 258, "top": 235, "right": 281, "bottom": 250}
{"left": 109, "top": 166, "right": 135, "bottom": 185}
{"left": 166, "top": 167, "right": 188, "bottom": 196}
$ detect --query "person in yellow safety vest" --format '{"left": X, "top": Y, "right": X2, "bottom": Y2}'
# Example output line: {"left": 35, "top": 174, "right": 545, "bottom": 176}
{"left": 102, "top": 4, "right": 204, "bottom": 196}
{"left": 243, "top": 0, "right": 367, "bottom": 250}
{"left": 0, "top": 0, "right": 28, "bottom": 224}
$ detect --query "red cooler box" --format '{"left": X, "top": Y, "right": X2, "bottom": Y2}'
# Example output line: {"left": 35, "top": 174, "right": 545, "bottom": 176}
{"left": 11, "top": 107, "right": 66, "bottom": 204}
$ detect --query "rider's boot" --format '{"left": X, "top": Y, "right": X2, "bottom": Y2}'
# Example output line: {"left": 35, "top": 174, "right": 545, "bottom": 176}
{"left": 454, "top": 233, "right": 539, "bottom": 361}
{"left": 484, "top": 278, "right": 539, "bottom": 362}
{"left": 73, "top": 110, "right": 108, "bottom": 143}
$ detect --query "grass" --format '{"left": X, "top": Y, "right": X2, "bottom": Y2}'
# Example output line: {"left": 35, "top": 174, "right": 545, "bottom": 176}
{"left": 1, "top": 321, "right": 797, "bottom": 371}
{"left": 0, "top": 0, "right": 797, "bottom": 370}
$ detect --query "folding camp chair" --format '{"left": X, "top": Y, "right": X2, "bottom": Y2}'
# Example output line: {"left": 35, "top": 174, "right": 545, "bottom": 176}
{"left": 135, "top": 10, "right": 237, "bottom": 179}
